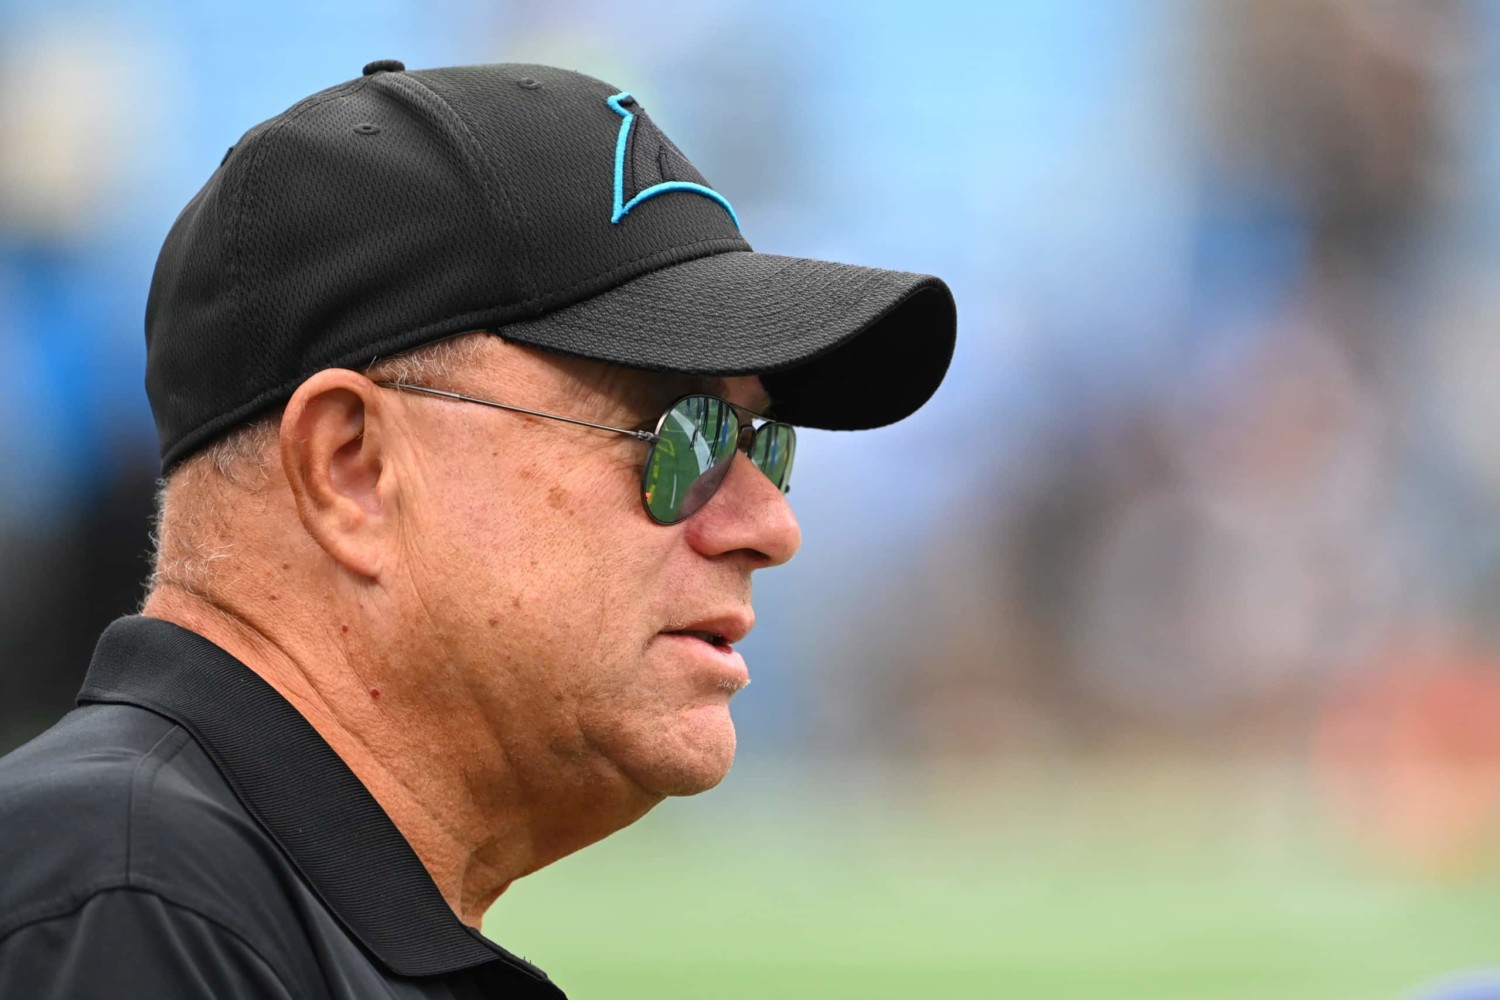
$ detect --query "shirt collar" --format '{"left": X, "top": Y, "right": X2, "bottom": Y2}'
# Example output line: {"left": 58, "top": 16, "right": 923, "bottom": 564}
{"left": 77, "top": 615, "right": 553, "bottom": 985}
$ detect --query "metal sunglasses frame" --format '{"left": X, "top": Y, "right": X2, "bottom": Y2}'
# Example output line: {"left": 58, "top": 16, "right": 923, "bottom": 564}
{"left": 374, "top": 381, "right": 795, "bottom": 524}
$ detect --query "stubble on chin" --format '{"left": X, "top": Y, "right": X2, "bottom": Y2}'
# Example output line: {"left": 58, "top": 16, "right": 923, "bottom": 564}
{"left": 607, "top": 710, "right": 739, "bottom": 799}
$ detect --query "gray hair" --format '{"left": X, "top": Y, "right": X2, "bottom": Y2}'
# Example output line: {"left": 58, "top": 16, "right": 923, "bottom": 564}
{"left": 144, "top": 333, "right": 490, "bottom": 603}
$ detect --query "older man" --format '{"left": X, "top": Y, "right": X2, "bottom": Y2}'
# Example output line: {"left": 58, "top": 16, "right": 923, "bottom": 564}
{"left": 0, "top": 62, "right": 954, "bottom": 997}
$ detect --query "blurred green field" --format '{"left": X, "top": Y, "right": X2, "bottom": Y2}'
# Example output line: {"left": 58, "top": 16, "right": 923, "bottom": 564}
{"left": 486, "top": 760, "right": 1500, "bottom": 1000}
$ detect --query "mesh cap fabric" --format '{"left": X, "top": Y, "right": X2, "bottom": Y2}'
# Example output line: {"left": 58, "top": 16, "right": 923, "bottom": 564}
{"left": 144, "top": 61, "right": 957, "bottom": 468}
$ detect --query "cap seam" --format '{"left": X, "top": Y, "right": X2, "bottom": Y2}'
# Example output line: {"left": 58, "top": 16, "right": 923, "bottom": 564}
{"left": 229, "top": 77, "right": 374, "bottom": 359}
{"left": 385, "top": 72, "right": 543, "bottom": 307}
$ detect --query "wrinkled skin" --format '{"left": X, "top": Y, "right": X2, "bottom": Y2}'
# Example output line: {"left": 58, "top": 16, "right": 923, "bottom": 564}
{"left": 144, "top": 336, "right": 801, "bottom": 925}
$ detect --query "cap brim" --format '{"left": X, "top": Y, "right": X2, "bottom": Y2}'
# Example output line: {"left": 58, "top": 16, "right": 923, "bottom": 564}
{"left": 494, "top": 251, "right": 956, "bottom": 429}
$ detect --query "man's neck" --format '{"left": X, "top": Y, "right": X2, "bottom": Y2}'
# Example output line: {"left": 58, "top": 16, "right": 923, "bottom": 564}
{"left": 140, "top": 586, "right": 532, "bottom": 927}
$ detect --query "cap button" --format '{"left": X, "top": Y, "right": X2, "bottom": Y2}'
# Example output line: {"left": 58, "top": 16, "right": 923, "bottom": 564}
{"left": 362, "top": 59, "right": 405, "bottom": 76}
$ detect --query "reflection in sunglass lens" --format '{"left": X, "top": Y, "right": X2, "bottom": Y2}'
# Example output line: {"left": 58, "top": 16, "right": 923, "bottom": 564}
{"left": 643, "top": 396, "right": 739, "bottom": 523}
{"left": 748, "top": 423, "right": 796, "bottom": 493}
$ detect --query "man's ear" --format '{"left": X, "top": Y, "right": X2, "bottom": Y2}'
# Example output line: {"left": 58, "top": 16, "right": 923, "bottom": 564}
{"left": 280, "top": 369, "right": 395, "bottom": 579}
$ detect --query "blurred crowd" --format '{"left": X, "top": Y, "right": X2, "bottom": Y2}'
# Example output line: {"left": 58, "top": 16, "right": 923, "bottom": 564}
{"left": 831, "top": 0, "right": 1500, "bottom": 874}
{"left": 5, "top": 0, "right": 1500, "bottom": 875}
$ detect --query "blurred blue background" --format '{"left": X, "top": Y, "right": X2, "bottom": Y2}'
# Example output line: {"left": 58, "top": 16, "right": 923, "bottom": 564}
{"left": 7, "top": 1, "right": 1500, "bottom": 996}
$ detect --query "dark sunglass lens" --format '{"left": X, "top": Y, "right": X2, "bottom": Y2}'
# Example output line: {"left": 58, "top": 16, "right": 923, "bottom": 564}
{"left": 749, "top": 423, "right": 796, "bottom": 492}
{"left": 642, "top": 396, "right": 740, "bottom": 523}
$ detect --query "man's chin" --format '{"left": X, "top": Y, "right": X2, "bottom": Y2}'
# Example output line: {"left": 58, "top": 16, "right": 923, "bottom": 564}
{"left": 620, "top": 710, "right": 738, "bottom": 797}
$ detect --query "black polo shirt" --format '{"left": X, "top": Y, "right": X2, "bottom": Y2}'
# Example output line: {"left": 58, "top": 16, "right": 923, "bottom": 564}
{"left": 0, "top": 616, "right": 566, "bottom": 999}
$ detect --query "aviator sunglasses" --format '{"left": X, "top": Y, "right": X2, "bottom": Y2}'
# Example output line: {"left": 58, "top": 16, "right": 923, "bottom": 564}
{"left": 376, "top": 382, "right": 796, "bottom": 525}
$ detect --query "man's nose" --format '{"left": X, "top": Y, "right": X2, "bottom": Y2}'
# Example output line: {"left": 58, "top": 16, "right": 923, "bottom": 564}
{"left": 683, "top": 451, "right": 801, "bottom": 568}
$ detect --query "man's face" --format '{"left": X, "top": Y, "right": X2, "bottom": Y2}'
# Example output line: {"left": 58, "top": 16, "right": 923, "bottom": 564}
{"left": 382, "top": 340, "right": 801, "bottom": 802}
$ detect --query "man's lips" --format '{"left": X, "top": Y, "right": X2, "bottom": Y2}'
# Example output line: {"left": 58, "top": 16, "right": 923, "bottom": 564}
{"left": 660, "top": 613, "right": 753, "bottom": 648}
{"left": 659, "top": 632, "right": 750, "bottom": 691}
{"left": 659, "top": 613, "right": 754, "bottom": 691}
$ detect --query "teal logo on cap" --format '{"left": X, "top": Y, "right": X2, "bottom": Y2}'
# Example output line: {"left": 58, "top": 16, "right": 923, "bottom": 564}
{"left": 606, "top": 92, "right": 739, "bottom": 228}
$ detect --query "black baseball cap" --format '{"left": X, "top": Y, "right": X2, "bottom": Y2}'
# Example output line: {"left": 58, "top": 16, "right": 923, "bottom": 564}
{"left": 145, "top": 60, "right": 957, "bottom": 470}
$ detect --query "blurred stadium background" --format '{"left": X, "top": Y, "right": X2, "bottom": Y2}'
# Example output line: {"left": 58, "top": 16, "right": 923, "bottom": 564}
{"left": 6, "top": 0, "right": 1500, "bottom": 996}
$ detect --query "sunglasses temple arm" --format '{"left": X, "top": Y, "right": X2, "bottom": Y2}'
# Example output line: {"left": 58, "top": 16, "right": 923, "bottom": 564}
{"left": 540, "top": 414, "right": 659, "bottom": 442}
{"left": 376, "top": 382, "right": 659, "bottom": 443}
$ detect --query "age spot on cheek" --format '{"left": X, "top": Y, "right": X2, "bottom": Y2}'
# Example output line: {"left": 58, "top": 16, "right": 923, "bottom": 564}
{"left": 546, "top": 485, "right": 568, "bottom": 511}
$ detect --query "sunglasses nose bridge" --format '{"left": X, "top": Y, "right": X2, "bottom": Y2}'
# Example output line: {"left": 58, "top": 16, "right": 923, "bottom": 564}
{"left": 735, "top": 424, "right": 757, "bottom": 454}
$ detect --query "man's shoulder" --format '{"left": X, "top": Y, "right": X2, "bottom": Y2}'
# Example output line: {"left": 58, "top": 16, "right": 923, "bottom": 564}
{"left": 0, "top": 702, "right": 179, "bottom": 921}
{"left": 0, "top": 703, "right": 297, "bottom": 943}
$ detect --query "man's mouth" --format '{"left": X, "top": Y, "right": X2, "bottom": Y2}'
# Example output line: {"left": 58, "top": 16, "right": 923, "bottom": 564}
{"left": 665, "top": 629, "right": 732, "bottom": 648}
{"left": 659, "top": 615, "right": 752, "bottom": 690}
{"left": 661, "top": 613, "right": 753, "bottom": 649}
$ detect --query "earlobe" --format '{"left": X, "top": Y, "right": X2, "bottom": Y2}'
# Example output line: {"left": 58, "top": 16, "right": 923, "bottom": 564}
{"left": 280, "top": 370, "right": 392, "bottom": 579}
